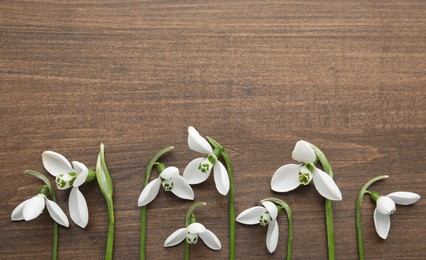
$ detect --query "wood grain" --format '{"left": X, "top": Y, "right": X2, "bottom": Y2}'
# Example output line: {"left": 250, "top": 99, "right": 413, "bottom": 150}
{"left": 1, "top": 0, "right": 425, "bottom": 259}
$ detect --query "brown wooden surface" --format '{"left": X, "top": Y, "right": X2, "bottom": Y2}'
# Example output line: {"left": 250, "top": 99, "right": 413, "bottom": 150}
{"left": 1, "top": 0, "right": 425, "bottom": 259}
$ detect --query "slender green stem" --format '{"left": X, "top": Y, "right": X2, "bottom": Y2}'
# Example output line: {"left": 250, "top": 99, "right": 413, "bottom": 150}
{"left": 356, "top": 175, "right": 389, "bottom": 260}
{"left": 140, "top": 146, "right": 174, "bottom": 260}
{"left": 261, "top": 198, "right": 293, "bottom": 260}
{"left": 105, "top": 200, "right": 115, "bottom": 260}
{"left": 311, "top": 144, "right": 335, "bottom": 260}
{"left": 207, "top": 136, "right": 235, "bottom": 260}
{"left": 25, "top": 170, "right": 59, "bottom": 260}
{"left": 184, "top": 202, "right": 206, "bottom": 260}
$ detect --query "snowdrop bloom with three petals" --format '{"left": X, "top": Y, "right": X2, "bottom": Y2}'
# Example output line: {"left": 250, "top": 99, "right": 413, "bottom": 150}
{"left": 164, "top": 222, "right": 221, "bottom": 250}
{"left": 183, "top": 126, "right": 230, "bottom": 195}
{"left": 373, "top": 191, "right": 420, "bottom": 239}
{"left": 236, "top": 201, "right": 280, "bottom": 253}
{"left": 138, "top": 166, "right": 194, "bottom": 206}
{"left": 42, "top": 151, "right": 89, "bottom": 228}
{"left": 271, "top": 140, "right": 342, "bottom": 201}
{"left": 11, "top": 194, "right": 69, "bottom": 227}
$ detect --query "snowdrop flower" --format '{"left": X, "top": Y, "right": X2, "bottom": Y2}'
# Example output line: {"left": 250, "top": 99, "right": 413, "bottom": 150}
{"left": 372, "top": 191, "right": 420, "bottom": 239}
{"left": 164, "top": 222, "right": 221, "bottom": 250}
{"left": 42, "top": 151, "right": 90, "bottom": 228}
{"left": 271, "top": 140, "right": 342, "bottom": 201}
{"left": 138, "top": 166, "right": 194, "bottom": 206}
{"left": 11, "top": 193, "right": 69, "bottom": 227}
{"left": 236, "top": 201, "right": 280, "bottom": 253}
{"left": 183, "top": 126, "right": 230, "bottom": 195}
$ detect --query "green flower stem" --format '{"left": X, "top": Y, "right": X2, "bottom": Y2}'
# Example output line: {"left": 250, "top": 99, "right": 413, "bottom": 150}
{"left": 140, "top": 146, "right": 174, "bottom": 260}
{"left": 184, "top": 202, "right": 206, "bottom": 260}
{"left": 356, "top": 175, "right": 389, "bottom": 260}
{"left": 261, "top": 198, "right": 293, "bottom": 260}
{"left": 311, "top": 144, "right": 336, "bottom": 260}
{"left": 25, "top": 170, "right": 59, "bottom": 260}
{"left": 207, "top": 136, "right": 235, "bottom": 260}
{"left": 96, "top": 144, "right": 115, "bottom": 260}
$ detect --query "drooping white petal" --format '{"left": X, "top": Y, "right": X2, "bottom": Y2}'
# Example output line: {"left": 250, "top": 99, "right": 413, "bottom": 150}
{"left": 261, "top": 201, "right": 278, "bottom": 220}
{"left": 213, "top": 161, "right": 230, "bottom": 195}
{"left": 46, "top": 198, "right": 69, "bottom": 227}
{"left": 72, "top": 161, "right": 89, "bottom": 187}
{"left": 376, "top": 196, "right": 396, "bottom": 215}
{"left": 170, "top": 174, "right": 194, "bottom": 200}
{"left": 312, "top": 168, "right": 342, "bottom": 201}
{"left": 386, "top": 192, "right": 421, "bottom": 205}
{"left": 69, "top": 187, "right": 89, "bottom": 228}
{"left": 199, "top": 229, "right": 222, "bottom": 250}
{"left": 374, "top": 208, "right": 391, "bottom": 239}
{"left": 11, "top": 198, "right": 31, "bottom": 221}
{"left": 183, "top": 157, "right": 211, "bottom": 185}
{"left": 266, "top": 219, "right": 279, "bottom": 253}
{"left": 188, "top": 126, "right": 213, "bottom": 154}
{"left": 42, "top": 151, "right": 74, "bottom": 177}
{"left": 187, "top": 222, "right": 206, "bottom": 234}
{"left": 164, "top": 228, "right": 187, "bottom": 247}
{"left": 236, "top": 206, "right": 268, "bottom": 225}
{"left": 138, "top": 178, "right": 162, "bottom": 207}
{"left": 271, "top": 164, "right": 301, "bottom": 192}
{"left": 23, "top": 194, "right": 45, "bottom": 221}
{"left": 292, "top": 140, "right": 316, "bottom": 163}
{"left": 160, "top": 166, "right": 179, "bottom": 180}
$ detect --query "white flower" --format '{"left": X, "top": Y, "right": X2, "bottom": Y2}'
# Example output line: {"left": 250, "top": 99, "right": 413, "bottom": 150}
{"left": 374, "top": 192, "right": 420, "bottom": 239}
{"left": 11, "top": 194, "right": 69, "bottom": 227}
{"left": 138, "top": 166, "right": 194, "bottom": 206}
{"left": 42, "top": 151, "right": 89, "bottom": 228}
{"left": 164, "top": 222, "right": 221, "bottom": 250}
{"left": 271, "top": 140, "right": 342, "bottom": 201}
{"left": 183, "top": 126, "right": 230, "bottom": 195}
{"left": 236, "top": 201, "right": 279, "bottom": 253}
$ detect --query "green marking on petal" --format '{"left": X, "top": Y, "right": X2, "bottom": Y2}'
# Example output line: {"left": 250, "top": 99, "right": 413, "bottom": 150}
{"left": 259, "top": 212, "right": 271, "bottom": 226}
{"left": 161, "top": 178, "right": 174, "bottom": 191}
{"left": 298, "top": 165, "right": 313, "bottom": 185}
{"left": 186, "top": 233, "right": 198, "bottom": 244}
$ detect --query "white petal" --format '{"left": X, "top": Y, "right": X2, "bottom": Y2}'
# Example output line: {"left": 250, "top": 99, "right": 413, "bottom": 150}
{"left": 137, "top": 178, "right": 162, "bottom": 207}
{"left": 292, "top": 140, "right": 316, "bottom": 163}
{"left": 236, "top": 206, "right": 267, "bottom": 225}
{"left": 160, "top": 166, "right": 179, "bottom": 179}
{"left": 170, "top": 174, "right": 194, "bottom": 200}
{"left": 183, "top": 158, "right": 211, "bottom": 185}
{"left": 42, "top": 151, "right": 74, "bottom": 177}
{"left": 376, "top": 196, "right": 396, "bottom": 215}
{"left": 312, "top": 168, "right": 342, "bottom": 201}
{"left": 266, "top": 219, "right": 279, "bottom": 253}
{"left": 213, "top": 161, "right": 230, "bottom": 195}
{"left": 387, "top": 192, "right": 421, "bottom": 205}
{"left": 374, "top": 208, "right": 391, "bottom": 239}
{"left": 187, "top": 222, "right": 206, "bottom": 234}
{"left": 72, "top": 161, "right": 89, "bottom": 187}
{"left": 46, "top": 198, "right": 69, "bottom": 227}
{"left": 69, "top": 187, "right": 89, "bottom": 228}
{"left": 271, "top": 164, "right": 301, "bottom": 192}
{"left": 11, "top": 198, "right": 31, "bottom": 221}
{"left": 188, "top": 126, "right": 213, "bottom": 154}
{"left": 261, "top": 201, "right": 278, "bottom": 220}
{"left": 199, "top": 229, "right": 222, "bottom": 250}
{"left": 164, "top": 228, "right": 187, "bottom": 247}
{"left": 23, "top": 194, "right": 45, "bottom": 221}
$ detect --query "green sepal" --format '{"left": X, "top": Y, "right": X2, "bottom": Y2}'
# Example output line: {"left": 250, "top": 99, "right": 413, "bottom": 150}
{"left": 96, "top": 143, "right": 113, "bottom": 200}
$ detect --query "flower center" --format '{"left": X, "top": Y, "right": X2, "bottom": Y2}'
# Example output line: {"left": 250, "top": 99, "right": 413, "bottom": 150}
{"left": 186, "top": 233, "right": 198, "bottom": 244}
{"left": 161, "top": 178, "right": 174, "bottom": 191}
{"left": 55, "top": 172, "right": 77, "bottom": 190}
{"left": 198, "top": 154, "right": 217, "bottom": 173}
{"left": 259, "top": 212, "right": 272, "bottom": 226}
{"left": 298, "top": 165, "right": 313, "bottom": 185}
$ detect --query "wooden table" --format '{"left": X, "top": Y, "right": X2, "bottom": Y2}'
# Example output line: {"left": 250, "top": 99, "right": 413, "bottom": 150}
{"left": 1, "top": 1, "right": 425, "bottom": 259}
